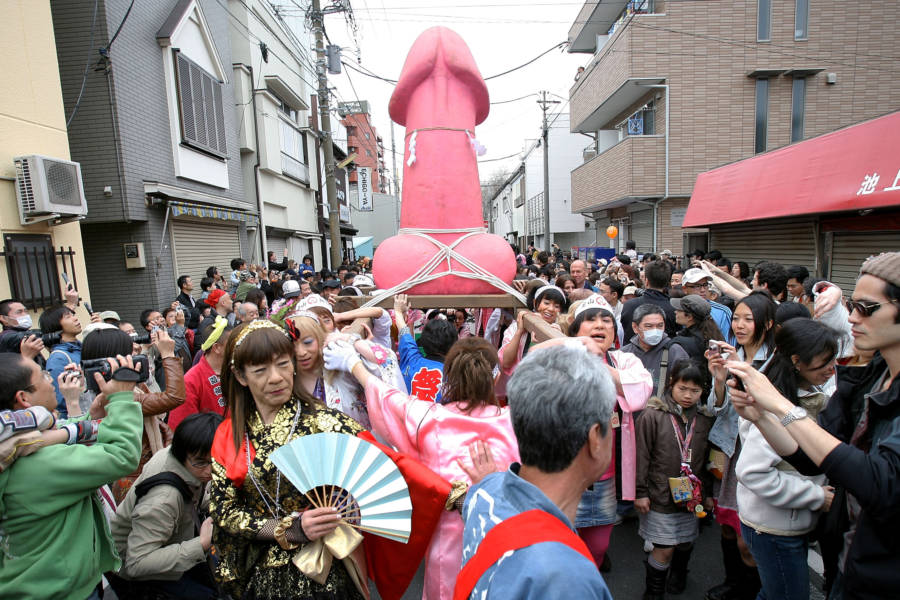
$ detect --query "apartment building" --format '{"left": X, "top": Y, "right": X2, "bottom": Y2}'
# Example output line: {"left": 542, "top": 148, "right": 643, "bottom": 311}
{"left": 340, "top": 101, "right": 388, "bottom": 194}
{"left": 568, "top": 0, "right": 900, "bottom": 258}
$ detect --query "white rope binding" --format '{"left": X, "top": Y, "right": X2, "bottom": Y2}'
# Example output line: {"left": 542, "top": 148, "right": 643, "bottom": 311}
{"left": 363, "top": 227, "right": 527, "bottom": 308}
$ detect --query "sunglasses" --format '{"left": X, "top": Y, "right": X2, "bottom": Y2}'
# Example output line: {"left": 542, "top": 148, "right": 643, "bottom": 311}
{"left": 845, "top": 298, "right": 898, "bottom": 317}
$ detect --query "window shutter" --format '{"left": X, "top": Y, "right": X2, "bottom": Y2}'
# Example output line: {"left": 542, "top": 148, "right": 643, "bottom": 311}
{"left": 175, "top": 51, "right": 227, "bottom": 157}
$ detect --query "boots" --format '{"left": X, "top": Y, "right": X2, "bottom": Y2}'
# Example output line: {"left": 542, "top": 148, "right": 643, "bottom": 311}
{"left": 644, "top": 560, "right": 669, "bottom": 600}
{"left": 667, "top": 545, "right": 693, "bottom": 594}
{"left": 737, "top": 561, "right": 761, "bottom": 600}
{"left": 705, "top": 536, "right": 742, "bottom": 600}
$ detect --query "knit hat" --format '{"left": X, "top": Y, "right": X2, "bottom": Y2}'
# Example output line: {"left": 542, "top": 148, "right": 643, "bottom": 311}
{"left": 860, "top": 252, "right": 900, "bottom": 288}
{"left": 205, "top": 289, "right": 227, "bottom": 307}
{"left": 239, "top": 269, "right": 254, "bottom": 282}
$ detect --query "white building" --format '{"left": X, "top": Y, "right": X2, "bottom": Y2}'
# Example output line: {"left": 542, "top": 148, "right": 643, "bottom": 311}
{"left": 487, "top": 113, "right": 598, "bottom": 253}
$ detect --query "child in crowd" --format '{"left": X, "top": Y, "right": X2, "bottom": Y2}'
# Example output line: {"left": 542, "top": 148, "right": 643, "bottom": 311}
{"left": 636, "top": 359, "right": 714, "bottom": 599}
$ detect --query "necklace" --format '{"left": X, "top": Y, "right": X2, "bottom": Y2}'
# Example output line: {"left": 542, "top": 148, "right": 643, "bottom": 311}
{"left": 245, "top": 397, "right": 303, "bottom": 518}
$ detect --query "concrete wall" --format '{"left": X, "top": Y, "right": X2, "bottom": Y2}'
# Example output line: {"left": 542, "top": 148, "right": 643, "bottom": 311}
{"left": 0, "top": 0, "right": 93, "bottom": 325}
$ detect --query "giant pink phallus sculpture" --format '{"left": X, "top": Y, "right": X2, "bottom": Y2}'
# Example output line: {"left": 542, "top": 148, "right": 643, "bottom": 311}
{"left": 372, "top": 27, "right": 516, "bottom": 295}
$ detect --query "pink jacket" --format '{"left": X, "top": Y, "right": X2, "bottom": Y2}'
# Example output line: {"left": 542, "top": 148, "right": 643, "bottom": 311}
{"left": 607, "top": 349, "right": 653, "bottom": 499}
{"left": 363, "top": 377, "right": 520, "bottom": 600}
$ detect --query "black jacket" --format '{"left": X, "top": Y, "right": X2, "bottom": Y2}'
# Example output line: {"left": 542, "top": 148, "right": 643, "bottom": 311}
{"left": 620, "top": 289, "right": 678, "bottom": 340}
{"left": 174, "top": 292, "right": 200, "bottom": 330}
{"left": 787, "top": 354, "right": 900, "bottom": 599}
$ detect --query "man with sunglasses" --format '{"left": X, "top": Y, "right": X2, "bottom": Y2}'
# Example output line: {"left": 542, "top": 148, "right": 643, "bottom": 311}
{"left": 726, "top": 251, "right": 900, "bottom": 599}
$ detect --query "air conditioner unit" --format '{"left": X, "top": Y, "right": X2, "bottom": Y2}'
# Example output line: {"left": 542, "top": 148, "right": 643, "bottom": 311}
{"left": 13, "top": 155, "right": 88, "bottom": 226}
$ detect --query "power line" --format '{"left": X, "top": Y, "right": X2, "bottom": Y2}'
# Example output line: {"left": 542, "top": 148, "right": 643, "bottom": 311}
{"left": 105, "top": 0, "right": 135, "bottom": 51}
{"left": 478, "top": 151, "right": 522, "bottom": 163}
{"left": 490, "top": 93, "right": 537, "bottom": 105}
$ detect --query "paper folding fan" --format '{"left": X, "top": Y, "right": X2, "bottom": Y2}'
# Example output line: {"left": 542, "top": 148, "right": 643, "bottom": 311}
{"left": 269, "top": 432, "right": 413, "bottom": 543}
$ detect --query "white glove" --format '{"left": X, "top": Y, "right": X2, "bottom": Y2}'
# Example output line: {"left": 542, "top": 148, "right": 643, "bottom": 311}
{"left": 323, "top": 340, "right": 362, "bottom": 373}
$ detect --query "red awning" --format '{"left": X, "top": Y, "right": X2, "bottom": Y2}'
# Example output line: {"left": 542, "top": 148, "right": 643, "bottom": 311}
{"left": 683, "top": 111, "right": 900, "bottom": 228}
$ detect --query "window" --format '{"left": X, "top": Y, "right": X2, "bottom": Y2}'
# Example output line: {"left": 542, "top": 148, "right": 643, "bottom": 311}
{"left": 791, "top": 77, "right": 806, "bottom": 142}
{"left": 616, "top": 101, "right": 655, "bottom": 139}
{"left": 757, "top": 0, "right": 771, "bottom": 42}
{"left": 346, "top": 126, "right": 357, "bottom": 138}
{"left": 795, "top": 0, "right": 809, "bottom": 40}
{"left": 755, "top": 78, "right": 769, "bottom": 153}
{"left": 2, "top": 234, "right": 65, "bottom": 310}
{"left": 280, "top": 119, "right": 309, "bottom": 183}
{"left": 365, "top": 132, "right": 371, "bottom": 140}
{"left": 174, "top": 51, "right": 227, "bottom": 157}
{"left": 273, "top": 93, "right": 300, "bottom": 124}
{"left": 366, "top": 149, "right": 372, "bottom": 157}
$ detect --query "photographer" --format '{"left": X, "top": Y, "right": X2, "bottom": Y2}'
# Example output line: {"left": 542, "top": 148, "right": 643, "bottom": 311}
{"left": 0, "top": 353, "right": 143, "bottom": 600}
{"left": 109, "top": 413, "right": 222, "bottom": 600}
{"left": 82, "top": 326, "right": 186, "bottom": 503}
{"left": 0, "top": 299, "right": 45, "bottom": 364}
{"left": 40, "top": 305, "right": 84, "bottom": 418}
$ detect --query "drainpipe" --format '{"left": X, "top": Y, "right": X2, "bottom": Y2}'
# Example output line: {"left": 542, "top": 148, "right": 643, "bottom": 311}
{"left": 638, "top": 83, "right": 669, "bottom": 252}
{"left": 246, "top": 63, "right": 267, "bottom": 264}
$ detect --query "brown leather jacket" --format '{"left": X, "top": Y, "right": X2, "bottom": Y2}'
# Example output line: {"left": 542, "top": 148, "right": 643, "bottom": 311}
{"left": 635, "top": 395, "right": 714, "bottom": 514}
{"left": 111, "top": 356, "right": 186, "bottom": 503}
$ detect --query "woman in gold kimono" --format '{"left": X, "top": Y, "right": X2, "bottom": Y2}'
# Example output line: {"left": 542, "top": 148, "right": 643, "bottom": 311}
{"left": 209, "top": 319, "right": 367, "bottom": 599}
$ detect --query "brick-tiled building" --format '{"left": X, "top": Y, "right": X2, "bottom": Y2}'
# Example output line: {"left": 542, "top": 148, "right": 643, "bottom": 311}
{"left": 51, "top": 0, "right": 250, "bottom": 321}
{"left": 339, "top": 101, "right": 388, "bottom": 194}
{"left": 568, "top": 0, "right": 900, "bottom": 257}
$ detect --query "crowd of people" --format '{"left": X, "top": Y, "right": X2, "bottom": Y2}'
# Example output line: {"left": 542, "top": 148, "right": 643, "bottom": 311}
{"left": 0, "top": 241, "right": 897, "bottom": 600}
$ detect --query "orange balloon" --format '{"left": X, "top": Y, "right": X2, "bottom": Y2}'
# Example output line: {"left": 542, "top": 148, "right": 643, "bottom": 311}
{"left": 606, "top": 225, "right": 618, "bottom": 239}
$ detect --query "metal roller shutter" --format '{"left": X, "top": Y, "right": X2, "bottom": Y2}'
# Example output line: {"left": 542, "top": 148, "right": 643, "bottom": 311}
{"left": 830, "top": 232, "right": 900, "bottom": 296}
{"left": 630, "top": 209, "right": 653, "bottom": 253}
{"left": 266, "top": 234, "right": 287, "bottom": 258}
{"left": 709, "top": 218, "right": 816, "bottom": 273}
{"left": 172, "top": 219, "right": 241, "bottom": 299}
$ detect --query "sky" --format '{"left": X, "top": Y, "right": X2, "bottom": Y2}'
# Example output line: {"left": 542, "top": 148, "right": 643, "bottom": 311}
{"left": 276, "top": 0, "right": 590, "bottom": 185}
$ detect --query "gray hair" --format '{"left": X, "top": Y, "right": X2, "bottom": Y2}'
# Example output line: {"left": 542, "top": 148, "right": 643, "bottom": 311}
{"left": 507, "top": 343, "right": 616, "bottom": 473}
{"left": 633, "top": 303, "right": 665, "bottom": 326}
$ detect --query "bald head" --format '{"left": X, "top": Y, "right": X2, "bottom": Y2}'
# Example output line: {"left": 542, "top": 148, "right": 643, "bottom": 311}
{"left": 570, "top": 260, "right": 587, "bottom": 286}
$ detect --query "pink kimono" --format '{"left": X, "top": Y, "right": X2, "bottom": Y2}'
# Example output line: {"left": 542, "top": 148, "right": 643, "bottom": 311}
{"left": 607, "top": 349, "right": 653, "bottom": 499}
{"left": 363, "top": 377, "right": 520, "bottom": 600}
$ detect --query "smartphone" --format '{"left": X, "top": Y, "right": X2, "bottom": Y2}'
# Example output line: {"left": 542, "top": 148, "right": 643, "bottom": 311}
{"left": 84, "top": 302, "right": 93, "bottom": 315}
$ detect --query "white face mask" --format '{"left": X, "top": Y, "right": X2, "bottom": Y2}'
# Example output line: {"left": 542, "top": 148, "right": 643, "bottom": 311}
{"left": 642, "top": 328, "right": 664, "bottom": 346}
{"left": 16, "top": 314, "right": 33, "bottom": 329}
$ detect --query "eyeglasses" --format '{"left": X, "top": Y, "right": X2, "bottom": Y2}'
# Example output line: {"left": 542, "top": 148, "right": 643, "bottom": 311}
{"left": 189, "top": 457, "right": 213, "bottom": 468}
{"left": 845, "top": 298, "right": 898, "bottom": 317}
{"left": 683, "top": 282, "right": 709, "bottom": 289}
{"left": 25, "top": 370, "right": 54, "bottom": 392}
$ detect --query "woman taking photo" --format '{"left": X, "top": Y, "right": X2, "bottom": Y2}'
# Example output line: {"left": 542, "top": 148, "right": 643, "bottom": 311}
{"left": 323, "top": 336, "right": 520, "bottom": 600}
{"left": 530, "top": 294, "right": 652, "bottom": 571}
{"left": 735, "top": 318, "right": 837, "bottom": 600}
{"left": 209, "top": 320, "right": 366, "bottom": 599}
{"left": 704, "top": 291, "right": 777, "bottom": 600}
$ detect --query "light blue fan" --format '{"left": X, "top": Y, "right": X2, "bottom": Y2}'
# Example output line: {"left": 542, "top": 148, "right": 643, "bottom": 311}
{"left": 270, "top": 432, "right": 412, "bottom": 543}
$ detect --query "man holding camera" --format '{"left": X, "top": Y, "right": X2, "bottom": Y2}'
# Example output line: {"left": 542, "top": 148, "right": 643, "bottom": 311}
{"left": 0, "top": 299, "right": 45, "bottom": 364}
{"left": 0, "top": 353, "right": 143, "bottom": 600}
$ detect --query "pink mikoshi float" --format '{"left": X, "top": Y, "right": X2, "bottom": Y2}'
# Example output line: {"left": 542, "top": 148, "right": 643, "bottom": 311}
{"left": 372, "top": 27, "right": 518, "bottom": 296}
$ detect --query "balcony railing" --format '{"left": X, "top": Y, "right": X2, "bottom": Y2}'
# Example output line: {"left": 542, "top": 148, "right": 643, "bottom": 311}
{"left": 571, "top": 135, "right": 665, "bottom": 213}
{"left": 281, "top": 153, "right": 310, "bottom": 184}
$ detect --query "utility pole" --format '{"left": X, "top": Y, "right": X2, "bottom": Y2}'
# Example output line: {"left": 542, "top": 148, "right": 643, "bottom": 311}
{"left": 537, "top": 91, "right": 560, "bottom": 251}
{"left": 390, "top": 122, "right": 401, "bottom": 231}
{"left": 311, "top": 0, "right": 342, "bottom": 269}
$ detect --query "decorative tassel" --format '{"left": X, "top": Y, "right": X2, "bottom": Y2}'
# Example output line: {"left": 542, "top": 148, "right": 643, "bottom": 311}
{"left": 407, "top": 131, "right": 418, "bottom": 167}
{"left": 467, "top": 131, "right": 487, "bottom": 156}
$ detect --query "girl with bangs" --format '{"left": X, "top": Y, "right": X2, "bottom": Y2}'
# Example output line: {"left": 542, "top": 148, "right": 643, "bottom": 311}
{"left": 704, "top": 290, "right": 777, "bottom": 600}
{"left": 208, "top": 320, "right": 366, "bottom": 600}
{"left": 529, "top": 295, "right": 652, "bottom": 573}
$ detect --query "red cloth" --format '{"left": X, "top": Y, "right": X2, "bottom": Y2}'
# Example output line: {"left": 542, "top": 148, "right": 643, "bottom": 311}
{"left": 168, "top": 355, "right": 225, "bottom": 431}
{"left": 209, "top": 424, "right": 450, "bottom": 600}
{"left": 357, "top": 430, "right": 451, "bottom": 600}
{"left": 452, "top": 509, "right": 594, "bottom": 600}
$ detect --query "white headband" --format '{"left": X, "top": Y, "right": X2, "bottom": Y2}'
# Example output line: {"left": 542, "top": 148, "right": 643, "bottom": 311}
{"left": 573, "top": 294, "right": 615, "bottom": 319}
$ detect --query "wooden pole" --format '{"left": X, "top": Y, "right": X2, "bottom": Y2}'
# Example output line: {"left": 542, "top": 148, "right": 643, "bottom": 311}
{"left": 519, "top": 311, "right": 566, "bottom": 344}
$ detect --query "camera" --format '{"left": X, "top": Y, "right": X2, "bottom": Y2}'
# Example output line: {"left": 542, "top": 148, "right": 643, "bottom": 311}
{"left": 7, "top": 329, "right": 62, "bottom": 350}
{"left": 81, "top": 354, "right": 150, "bottom": 393}
{"left": 130, "top": 332, "right": 152, "bottom": 345}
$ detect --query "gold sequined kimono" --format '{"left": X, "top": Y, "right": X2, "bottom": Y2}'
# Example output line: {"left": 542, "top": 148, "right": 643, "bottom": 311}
{"left": 210, "top": 398, "right": 365, "bottom": 600}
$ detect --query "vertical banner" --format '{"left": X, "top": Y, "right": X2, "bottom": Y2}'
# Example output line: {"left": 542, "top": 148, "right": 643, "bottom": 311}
{"left": 358, "top": 167, "right": 373, "bottom": 211}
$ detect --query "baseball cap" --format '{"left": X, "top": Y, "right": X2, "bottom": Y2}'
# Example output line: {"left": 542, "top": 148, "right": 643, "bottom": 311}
{"left": 660, "top": 249, "right": 673, "bottom": 257}
{"left": 205, "top": 289, "right": 227, "bottom": 307}
{"left": 300, "top": 294, "right": 334, "bottom": 314}
{"left": 352, "top": 274, "right": 375, "bottom": 288}
{"left": 99, "top": 310, "right": 121, "bottom": 322}
{"left": 322, "top": 279, "right": 341, "bottom": 289}
{"left": 671, "top": 295, "right": 711, "bottom": 319}
{"left": 282, "top": 279, "right": 301, "bottom": 298}
{"left": 682, "top": 267, "right": 712, "bottom": 285}
{"left": 623, "top": 285, "right": 638, "bottom": 296}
